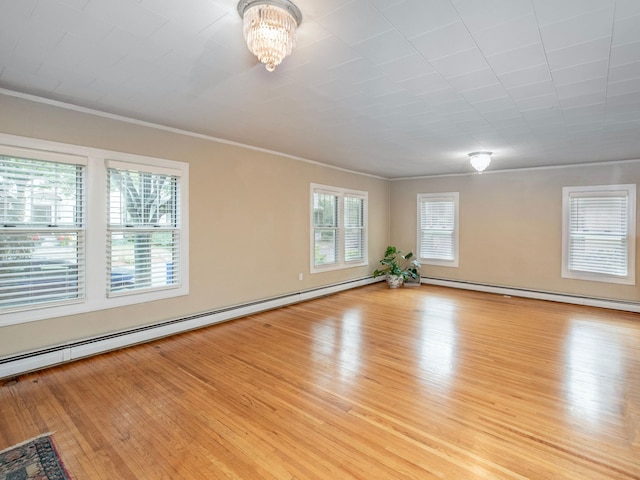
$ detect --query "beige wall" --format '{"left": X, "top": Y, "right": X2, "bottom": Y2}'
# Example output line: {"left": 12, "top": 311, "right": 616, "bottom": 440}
{"left": 0, "top": 94, "right": 390, "bottom": 357}
{"left": 390, "top": 163, "right": 640, "bottom": 302}
{"left": 2, "top": 92, "right": 638, "bottom": 360}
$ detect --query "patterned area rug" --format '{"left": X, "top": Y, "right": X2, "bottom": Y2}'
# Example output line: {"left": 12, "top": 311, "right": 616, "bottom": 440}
{"left": 0, "top": 434, "right": 71, "bottom": 480}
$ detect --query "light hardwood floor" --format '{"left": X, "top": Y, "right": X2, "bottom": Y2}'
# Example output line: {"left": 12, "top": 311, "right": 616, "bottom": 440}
{"left": 1, "top": 284, "right": 639, "bottom": 479}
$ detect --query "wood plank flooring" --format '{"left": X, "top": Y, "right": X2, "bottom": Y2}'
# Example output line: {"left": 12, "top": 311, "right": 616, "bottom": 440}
{"left": 1, "top": 284, "right": 639, "bottom": 479}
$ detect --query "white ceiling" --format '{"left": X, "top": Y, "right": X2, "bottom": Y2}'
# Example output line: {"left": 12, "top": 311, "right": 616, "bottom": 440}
{"left": 1, "top": 0, "right": 640, "bottom": 178}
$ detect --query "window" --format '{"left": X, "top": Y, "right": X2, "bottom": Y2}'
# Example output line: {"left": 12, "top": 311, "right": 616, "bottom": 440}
{"left": 562, "top": 185, "right": 636, "bottom": 285}
{"left": 0, "top": 135, "right": 189, "bottom": 326}
{"left": 107, "top": 161, "right": 182, "bottom": 296}
{"left": 0, "top": 147, "right": 85, "bottom": 310}
{"left": 311, "top": 184, "right": 367, "bottom": 272}
{"left": 417, "top": 192, "right": 459, "bottom": 267}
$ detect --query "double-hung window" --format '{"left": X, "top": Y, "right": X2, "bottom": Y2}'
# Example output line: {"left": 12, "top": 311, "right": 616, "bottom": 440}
{"left": 417, "top": 192, "right": 459, "bottom": 267}
{"left": 562, "top": 185, "right": 636, "bottom": 285}
{"left": 0, "top": 135, "right": 189, "bottom": 327}
{"left": 0, "top": 147, "right": 86, "bottom": 311}
{"left": 107, "top": 161, "right": 182, "bottom": 296}
{"left": 311, "top": 184, "right": 367, "bottom": 272}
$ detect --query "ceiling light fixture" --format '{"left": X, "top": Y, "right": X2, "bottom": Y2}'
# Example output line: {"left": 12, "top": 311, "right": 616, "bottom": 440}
{"left": 468, "top": 151, "right": 492, "bottom": 173}
{"left": 237, "top": 0, "right": 302, "bottom": 72}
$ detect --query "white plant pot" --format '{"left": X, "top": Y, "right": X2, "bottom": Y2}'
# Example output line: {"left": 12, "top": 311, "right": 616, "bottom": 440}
{"left": 386, "top": 274, "right": 404, "bottom": 288}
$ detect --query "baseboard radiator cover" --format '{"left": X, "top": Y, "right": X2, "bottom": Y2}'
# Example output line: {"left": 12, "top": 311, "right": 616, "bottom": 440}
{"left": 421, "top": 277, "right": 640, "bottom": 313}
{"left": 0, "top": 276, "right": 381, "bottom": 380}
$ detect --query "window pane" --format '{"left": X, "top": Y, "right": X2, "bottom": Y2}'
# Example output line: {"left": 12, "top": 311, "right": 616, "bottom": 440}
{"left": 313, "top": 193, "right": 338, "bottom": 227}
{"left": 0, "top": 232, "right": 84, "bottom": 308}
{"left": 108, "top": 169, "right": 177, "bottom": 227}
{"left": 108, "top": 167, "right": 179, "bottom": 295}
{"left": 0, "top": 155, "right": 84, "bottom": 311}
{"left": 419, "top": 231, "right": 454, "bottom": 260}
{"left": 344, "top": 196, "right": 363, "bottom": 228}
{"left": 314, "top": 229, "right": 337, "bottom": 266}
{"left": 108, "top": 231, "right": 178, "bottom": 293}
{"left": 569, "top": 194, "right": 628, "bottom": 277}
{"left": 311, "top": 184, "right": 367, "bottom": 273}
{"left": 0, "top": 156, "right": 82, "bottom": 226}
{"left": 419, "top": 196, "right": 455, "bottom": 261}
{"left": 344, "top": 228, "right": 364, "bottom": 261}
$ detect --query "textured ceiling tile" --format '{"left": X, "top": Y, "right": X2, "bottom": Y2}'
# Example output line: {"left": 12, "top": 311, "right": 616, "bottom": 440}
{"left": 317, "top": 0, "right": 393, "bottom": 45}
{"left": 430, "top": 48, "right": 489, "bottom": 78}
{"left": 453, "top": 0, "right": 534, "bottom": 32}
{"left": 550, "top": 59, "right": 609, "bottom": 86}
{"left": 485, "top": 43, "right": 546, "bottom": 75}
{"left": 612, "top": 15, "right": 640, "bottom": 47}
{"left": 607, "top": 77, "right": 640, "bottom": 97}
{"left": 399, "top": 72, "right": 450, "bottom": 95}
{"left": 512, "top": 93, "right": 559, "bottom": 111}
{"left": 377, "top": 53, "right": 435, "bottom": 83}
{"left": 545, "top": 37, "right": 611, "bottom": 71}
{"left": 353, "top": 30, "right": 416, "bottom": 66}
{"left": 608, "top": 61, "right": 640, "bottom": 83}
{"left": 539, "top": 7, "right": 614, "bottom": 52}
{"left": 85, "top": 0, "right": 169, "bottom": 37}
{"left": 472, "top": 14, "right": 540, "bottom": 57}
{"left": 410, "top": 21, "right": 476, "bottom": 61}
{"left": 615, "top": 0, "right": 640, "bottom": 20}
{"left": 139, "top": 0, "right": 227, "bottom": 32}
{"left": 532, "top": 0, "right": 615, "bottom": 26}
{"left": 460, "top": 83, "right": 508, "bottom": 103}
{"left": 498, "top": 64, "right": 551, "bottom": 89}
{"left": 381, "top": 0, "right": 460, "bottom": 39}
{"left": 555, "top": 77, "right": 607, "bottom": 99}
{"left": 32, "top": 1, "right": 113, "bottom": 43}
{"left": 447, "top": 68, "right": 500, "bottom": 91}
{"left": 610, "top": 41, "right": 640, "bottom": 67}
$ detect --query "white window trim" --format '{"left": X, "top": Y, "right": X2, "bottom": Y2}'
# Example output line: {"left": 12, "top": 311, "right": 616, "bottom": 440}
{"left": 310, "top": 183, "right": 368, "bottom": 274}
{"left": 417, "top": 192, "right": 459, "bottom": 268}
{"left": 562, "top": 184, "right": 636, "bottom": 285}
{"left": 0, "top": 133, "right": 189, "bottom": 327}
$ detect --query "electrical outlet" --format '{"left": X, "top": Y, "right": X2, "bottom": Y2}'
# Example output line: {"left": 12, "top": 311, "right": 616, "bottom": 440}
{"left": 298, "top": 273, "right": 303, "bottom": 281}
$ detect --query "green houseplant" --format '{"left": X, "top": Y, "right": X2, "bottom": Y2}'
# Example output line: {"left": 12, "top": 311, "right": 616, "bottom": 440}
{"left": 373, "top": 245, "right": 420, "bottom": 288}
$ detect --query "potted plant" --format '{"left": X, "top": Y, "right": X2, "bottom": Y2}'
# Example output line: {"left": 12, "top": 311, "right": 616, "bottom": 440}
{"left": 373, "top": 245, "right": 420, "bottom": 288}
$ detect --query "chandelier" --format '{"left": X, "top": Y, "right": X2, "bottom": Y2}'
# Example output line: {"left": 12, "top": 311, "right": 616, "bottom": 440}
{"left": 468, "top": 151, "right": 492, "bottom": 173}
{"left": 237, "top": 0, "right": 302, "bottom": 72}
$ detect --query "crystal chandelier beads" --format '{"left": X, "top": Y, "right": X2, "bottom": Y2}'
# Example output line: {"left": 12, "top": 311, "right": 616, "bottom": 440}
{"left": 238, "top": 0, "right": 302, "bottom": 72}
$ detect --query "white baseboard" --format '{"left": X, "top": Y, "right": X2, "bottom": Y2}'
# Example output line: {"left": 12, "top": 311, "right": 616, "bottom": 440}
{"left": 421, "top": 277, "right": 640, "bottom": 313}
{"left": 0, "top": 277, "right": 380, "bottom": 380}
{"left": 4, "top": 276, "right": 637, "bottom": 380}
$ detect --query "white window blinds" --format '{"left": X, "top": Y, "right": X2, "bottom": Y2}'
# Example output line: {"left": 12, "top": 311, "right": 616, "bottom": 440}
{"left": 568, "top": 191, "right": 630, "bottom": 277}
{"left": 107, "top": 162, "right": 181, "bottom": 296}
{"left": 344, "top": 195, "right": 365, "bottom": 262}
{"left": 418, "top": 193, "right": 458, "bottom": 266}
{"left": 0, "top": 152, "right": 85, "bottom": 310}
{"left": 313, "top": 191, "right": 339, "bottom": 267}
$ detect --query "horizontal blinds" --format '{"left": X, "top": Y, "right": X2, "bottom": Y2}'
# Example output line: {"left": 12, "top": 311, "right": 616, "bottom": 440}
{"left": 568, "top": 192, "right": 628, "bottom": 276}
{"left": 314, "top": 192, "right": 339, "bottom": 266}
{"left": 107, "top": 166, "right": 180, "bottom": 295}
{"left": 344, "top": 196, "right": 364, "bottom": 262}
{"left": 0, "top": 154, "right": 85, "bottom": 310}
{"left": 419, "top": 196, "right": 455, "bottom": 260}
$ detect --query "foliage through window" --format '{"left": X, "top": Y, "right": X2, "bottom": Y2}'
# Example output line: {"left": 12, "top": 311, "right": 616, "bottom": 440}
{"left": 311, "top": 184, "right": 367, "bottom": 272}
{"left": 562, "top": 185, "right": 636, "bottom": 285}
{"left": 107, "top": 162, "right": 181, "bottom": 295}
{"left": 417, "top": 192, "right": 459, "bottom": 267}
